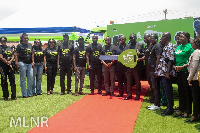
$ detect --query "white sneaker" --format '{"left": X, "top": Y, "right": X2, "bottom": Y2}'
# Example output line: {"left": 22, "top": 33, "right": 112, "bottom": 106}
{"left": 148, "top": 104, "right": 155, "bottom": 108}
{"left": 148, "top": 106, "right": 160, "bottom": 110}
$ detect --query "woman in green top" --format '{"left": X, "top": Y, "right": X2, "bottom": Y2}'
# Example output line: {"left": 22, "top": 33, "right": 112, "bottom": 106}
{"left": 174, "top": 32, "right": 193, "bottom": 118}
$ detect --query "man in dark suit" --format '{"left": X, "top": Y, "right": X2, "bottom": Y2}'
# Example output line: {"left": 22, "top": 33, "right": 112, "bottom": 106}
{"left": 124, "top": 33, "right": 144, "bottom": 100}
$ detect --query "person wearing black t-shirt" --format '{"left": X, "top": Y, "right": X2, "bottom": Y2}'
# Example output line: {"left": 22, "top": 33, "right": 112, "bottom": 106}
{"left": 113, "top": 36, "right": 129, "bottom": 97}
{"left": 147, "top": 34, "right": 162, "bottom": 111}
{"left": 0, "top": 36, "right": 16, "bottom": 100}
{"left": 73, "top": 36, "right": 86, "bottom": 96}
{"left": 125, "top": 33, "right": 143, "bottom": 100}
{"left": 32, "top": 39, "right": 44, "bottom": 96}
{"left": 15, "top": 33, "right": 34, "bottom": 98}
{"left": 138, "top": 34, "right": 154, "bottom": 102}
{"left": 101, "top": 36, "right": 116, "bottom": 96}
{"left": 44, "top": 39, "right": 58, "bottom": 95}
{"left": 86, "top": 35, "right": 102, "bottom": 95}
{"left": 58, "top": 34, "right": 74, "bottom": 95}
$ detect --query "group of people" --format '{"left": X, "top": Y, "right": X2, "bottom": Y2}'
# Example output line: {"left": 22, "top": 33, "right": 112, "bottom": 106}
{"left": 1, "top": 31, "right": 200, "bottom": 123}
{"left": 139, "top": 32, "right": 200, "bottom": 123}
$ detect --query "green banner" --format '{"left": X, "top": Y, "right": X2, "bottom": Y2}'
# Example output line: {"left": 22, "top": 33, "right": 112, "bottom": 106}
{"left": 107, "top": 18, "right": 194, "bottom": 45}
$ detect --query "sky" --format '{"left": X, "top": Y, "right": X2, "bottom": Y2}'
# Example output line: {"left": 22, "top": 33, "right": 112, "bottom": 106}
{"left": 0, "top": 0, "right": 200, "bottom": 30}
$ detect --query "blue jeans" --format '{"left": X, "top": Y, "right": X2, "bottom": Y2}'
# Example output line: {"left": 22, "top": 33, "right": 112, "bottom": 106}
{"left": 18, "top": 62, "right": 33, "bottom": 97}
{"left": 161, "top": 76, "right": 174, "bottom": 113}
{"left": 32, "top": 63, "right": 43, "bottom": 94}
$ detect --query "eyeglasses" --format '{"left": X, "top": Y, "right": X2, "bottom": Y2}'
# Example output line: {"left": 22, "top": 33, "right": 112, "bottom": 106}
{"left": 129, "top": 37, "right": 135, "bottom": 39}
{"left": 1, "top": 40, "right": 6, "bottom": 42}
{"left": 119, "top": 39, "right": 125, "bottom": 41}
{"left": 49, "top": 42, "right": 54, "bottom": 44}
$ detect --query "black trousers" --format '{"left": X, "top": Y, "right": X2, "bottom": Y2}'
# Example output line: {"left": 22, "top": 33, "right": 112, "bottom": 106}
{"left": 146, "top": 66, "right": 154, "bottom": 100}
{"left": 116, "top": 71, "right": 127, "bottom": 95}
{"left": 150, "top": 72, "right": 161, "bottom": 107}
{"left": 177, "top": 71, "right": 192, "bottom": 114}
{"left": 126, "top": 65, "right": 141, "bottom": 97}
{"left": 1, "top": 64, "right": 16, "bottom": 98}
{"left": 47, "top": 64, "right": 57, "bottom": 91}
{"left": 89, "top": 64, "right": 102, "bottom": 92}
{"left": 161, "top": 76, "right": 174, "bottom": 113}
{"left": 60, "top": 65, "right": 72, "bottom": 92}
{"left": 191, "top": 80, "right": 200, "bottom": 117}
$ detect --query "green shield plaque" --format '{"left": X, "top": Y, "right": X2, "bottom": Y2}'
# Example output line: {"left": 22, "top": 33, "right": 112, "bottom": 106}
{"left": 118, "top": 49, "right": 138, "bottom": 68}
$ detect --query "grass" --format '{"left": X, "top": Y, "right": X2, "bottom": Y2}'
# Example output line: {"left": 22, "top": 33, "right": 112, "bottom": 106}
{"left": 0, "top": 73, "right": 91, "bottom": 133}
{"left": 133, "top": 84, "right": 200, "bottom": 133}
{"left": 0, "top": 74, "right": 200, "bottom": 133}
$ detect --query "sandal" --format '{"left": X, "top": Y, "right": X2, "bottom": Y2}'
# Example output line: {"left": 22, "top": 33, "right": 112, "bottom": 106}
{"left": 174, "top": 111, "right": 183, "bottom": 117}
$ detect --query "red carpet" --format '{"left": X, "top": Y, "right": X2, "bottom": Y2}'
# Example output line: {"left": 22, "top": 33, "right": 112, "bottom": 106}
{"left": 28, "top": 81, "right": 149, "bottom": 133}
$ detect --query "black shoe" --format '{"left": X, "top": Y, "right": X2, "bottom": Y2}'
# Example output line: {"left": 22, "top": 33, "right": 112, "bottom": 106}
{"left": 60, "top": 92, "right": 65, "bottom": 95}
{"left": 78, "top": 92, "right": 85, "bottom": 95}
{"left": 33, "top": 93, "right": 37, "bottom": 96}
{"left": 89, "top": 92, "right": 94, "bottom": 95}
{"left": 116, "top": 94, "right": 123, "bottom": 97}
{"left": 4, "top": 97, "right": 10, "bottom": 101}
{"left": 97, "top": 91, "right": 102, "bottom": 94}
{"left": 11, "top": 97, "right": 17, "bottom": 100}
{"left": 37, "top": 93, "right": 42, "bottom": 95}
{"left": 146, "top": 98, "right": 154, "bottom": 103}
{"left": 50, "top": 91, "right": 55, "bottom": 95}
{"left": 160, "top": 103, "right": 168, "bottom": 106}
{"left": 110, "top": 92, "right": 115, "bottom": 96}
{"left": 161, "top": 111, "right": 174, "bottom": 116}
{"left": 134, "top": 95, "right": 140, "bottom": 100}
{"left": 23, "top": 96, "right": 28, "bottom": 98}
{"left": 102, "top": 92, "right": 110, "bottom": 96}
{"left": 148, "top": 99, "right": 155, "bottom": 103}
{"left": 123, "top": 95, "right": 132, "bottom": 100}
{"left": 67, "top": 91, "right": 73, "bottom": 95}
{"left": 174, "top": 112, "right": 183, "bottom": 117}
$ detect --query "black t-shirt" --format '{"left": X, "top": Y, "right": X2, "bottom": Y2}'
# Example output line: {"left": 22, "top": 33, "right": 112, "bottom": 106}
{"left": 32, "top": 46, "right": 44, "bottom": 63}
{"left": 101, "top": 45, "right": 116, "bottom": 64}
{"left": 16, "top": 43, "right": 32, "bottom": 64}
{"left": 86, "top": 43, "right": 102, "bottom": 66}
{"left": 113, "top": 44, "right": 129, "bottom": 72}
{"left": 0, "top": 45, "right": 13, "bottom": 66}
{"left": 58, "top": 43, "right": 74, "bottom": 65}
{"left": 73, "top": 46, "right": 86, "bottom": 67}
{"left": 144, "top": 44, "right": 153, "bottom": 68}
{"left": 148, "top": 42, "right": 162, "bottom": 71}
{"left": 44, "top": 46, "right": 58, "bottom": 65}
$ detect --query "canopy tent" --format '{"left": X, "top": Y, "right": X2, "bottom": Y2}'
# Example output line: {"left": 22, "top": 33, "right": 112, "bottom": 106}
{"left": 0, "top": 27, "right": 89, "bottom": 34}
{"left": 0, "top": 27, "right": 90, "bottom": 41}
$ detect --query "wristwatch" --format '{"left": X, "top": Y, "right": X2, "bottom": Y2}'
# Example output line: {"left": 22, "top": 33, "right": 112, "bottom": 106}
{"left": 32, "top": 62, "right": 35, "bottom": 64}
